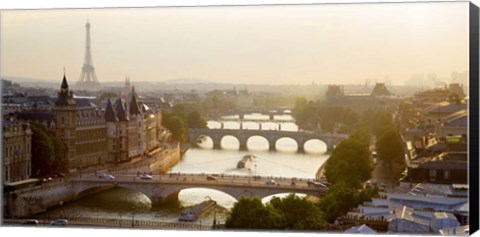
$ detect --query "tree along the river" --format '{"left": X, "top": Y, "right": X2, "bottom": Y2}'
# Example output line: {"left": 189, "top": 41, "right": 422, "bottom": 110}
{"left": 269, "top": 194, "right": 327, "bottom": 230}
{"left": 161, "top": 112, "right": 187, "bottom": 144}
{"left": 318, "top": 182, "right": 378, "bottom": 223}
{"left": 225, "top": 195, "right": 327, "bottom": 230}
{"left": 187, "top": 111, "right": 207, "bottom": 128}
{"left": 225, "top": 196, "right": 284, "bottom": 230}
{"left": 375, "top": 128, "right": 405, "bottom": 168}
{"left": 324, "top": 135, "right": 373, "bottom": 189}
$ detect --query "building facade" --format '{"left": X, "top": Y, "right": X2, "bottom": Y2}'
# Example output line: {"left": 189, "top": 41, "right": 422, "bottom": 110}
{"left": 2, "top": 119, "right": 32, "bottom": 183}
{"left": 325, "top": 83, "right": 400, "bottom": 113}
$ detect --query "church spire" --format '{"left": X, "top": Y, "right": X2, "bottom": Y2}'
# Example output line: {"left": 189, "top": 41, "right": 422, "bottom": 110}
{"left": 61, "top": 68, "right": 69, "bottom": 91}
{"left": 56, "top": 71, "right": 76, "bottom": 106}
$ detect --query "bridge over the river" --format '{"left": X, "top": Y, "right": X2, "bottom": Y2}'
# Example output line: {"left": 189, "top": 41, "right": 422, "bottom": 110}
{"left": 188, "top": 128, "right": 348, "bottom": 152}
{"left": 70, "top": 173, "right": 327, "bottom": 205}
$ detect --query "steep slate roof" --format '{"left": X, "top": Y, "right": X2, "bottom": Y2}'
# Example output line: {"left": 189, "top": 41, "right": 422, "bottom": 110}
{"left": 129, "top": 87, "right": 142, "bottom": 116}
{"left": 55, "top": 74, "right": 76, "bottom": 106}
{"left": 370, "top": 83, "right": 392, "bottom": 96}
{"left": 114, "top": 98, "right": 129, "bottom": 121}
{"left": 61, "top": 75, "right": 69, "bottom": 90}
{"left": 104, "top": 99, "right": 118, "bottom": 122}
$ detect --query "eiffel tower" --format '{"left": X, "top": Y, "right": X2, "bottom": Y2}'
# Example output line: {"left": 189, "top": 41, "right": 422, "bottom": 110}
{"left": 77, "top": 21, "right": 101, "bottom": 90}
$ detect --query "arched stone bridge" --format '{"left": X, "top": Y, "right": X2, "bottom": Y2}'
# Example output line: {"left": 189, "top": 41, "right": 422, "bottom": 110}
{"left": 71, "top": 174, "right": 327, "bottom": 205}
{"left": 188, "top": 128, "right": 348, "bottom": 152}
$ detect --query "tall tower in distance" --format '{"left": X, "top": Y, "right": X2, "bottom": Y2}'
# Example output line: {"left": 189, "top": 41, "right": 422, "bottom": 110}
{"left": 77, "top": 21, "right": 101, "bottom": 90}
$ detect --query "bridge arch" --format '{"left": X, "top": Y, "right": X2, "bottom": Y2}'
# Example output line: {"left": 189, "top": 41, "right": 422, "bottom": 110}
{"left": 274, "top": 137, "right": 299, "bottom": 152}
{"left": 72, "top": 183, "right": 156, "bottom": 207}
{"left": 190, "top": 134, "right": 215, "bottom": 149}
{"left": 303, "top": 139, "right": 328, "bottom": 154}
{"left": 176, "top": 187, "right": 239, "bottom": 208}
{"left": 245, "top": 135, "right": 270, "bottom": 151}
{"left": 188, "top": 128, "right": 348, "bottom": 152}
{"left": 74, "top": 185, "right": 115, "bottom": 200}
{"left": 219, "top": 135, "right": 240, "bottom": 150}
{"left": 71, "top": 178, "right": 327, "bottom": 209}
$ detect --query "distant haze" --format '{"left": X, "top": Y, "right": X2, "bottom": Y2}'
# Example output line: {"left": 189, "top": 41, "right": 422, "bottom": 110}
{"left": 1, "top": 2, "right": 469, "bottom": 85}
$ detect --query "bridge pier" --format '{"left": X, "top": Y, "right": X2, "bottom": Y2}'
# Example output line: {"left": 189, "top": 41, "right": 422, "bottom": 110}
{"left": 151, "top": 191, "right": 180, "bottom": 207}
{"left": 213, "top": 141, "right": 222, "bottom": 150}
{"left": 297, "top": 146, "right": 305, "bottom": 154}
{"left": 269, "top": 143, "right": 276, "bottom": 151}
{"left": 239, "top": 143, "right": 248, "bottom": 151}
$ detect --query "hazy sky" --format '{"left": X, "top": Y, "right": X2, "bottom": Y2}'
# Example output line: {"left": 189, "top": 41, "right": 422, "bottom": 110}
{"left": 0, "top": 2, "right": 469, "bottom": 85}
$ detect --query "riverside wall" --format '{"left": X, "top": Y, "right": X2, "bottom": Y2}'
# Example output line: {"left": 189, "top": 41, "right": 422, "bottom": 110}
{"left": 3, "top": 180, "right": 76, "bottom": 218}
{"left": 148, "top": 143, "right": 181, "bottom": 174}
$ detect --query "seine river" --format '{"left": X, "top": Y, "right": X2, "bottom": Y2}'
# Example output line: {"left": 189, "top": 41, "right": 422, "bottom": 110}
{"left": 36, "top": 113, "right": 330, "bottom": 226}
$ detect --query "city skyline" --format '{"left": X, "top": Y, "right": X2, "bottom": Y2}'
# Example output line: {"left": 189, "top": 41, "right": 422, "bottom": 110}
{"left": 1, "top": 2, "right": 469, "bottom": 86}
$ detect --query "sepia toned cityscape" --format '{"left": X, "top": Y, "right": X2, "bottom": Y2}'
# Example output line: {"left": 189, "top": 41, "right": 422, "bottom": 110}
{"left": 1, "top": 2, "right": 471, "bottom": 235}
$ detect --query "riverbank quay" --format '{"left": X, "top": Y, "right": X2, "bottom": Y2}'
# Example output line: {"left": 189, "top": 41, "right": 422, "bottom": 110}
{"left": 3, "top": 217, "right": 213, "bottom": 230}
{"left": 65, "top": 142, "right": 181, "bottom": 177}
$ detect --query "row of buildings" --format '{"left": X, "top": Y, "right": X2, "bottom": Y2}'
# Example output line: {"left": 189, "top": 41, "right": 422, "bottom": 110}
{"left": 3, "top": 74, "right": 171, "bottom": 183}
{"left": 337, "top": 83, "right": 469, "bottom": 234}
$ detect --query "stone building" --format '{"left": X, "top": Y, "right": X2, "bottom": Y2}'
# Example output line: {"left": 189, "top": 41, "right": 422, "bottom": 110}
{"left": 2, "top": 118, "right": 32, "bottom": 183}
{"left": 325, "top": 83, "right": 400, "bottom": 113}
{"left": 105, "top": 86, "right": 164, "bottom": 164}
{"left": 53, "top": 74, "right": 108, "bottom": 171}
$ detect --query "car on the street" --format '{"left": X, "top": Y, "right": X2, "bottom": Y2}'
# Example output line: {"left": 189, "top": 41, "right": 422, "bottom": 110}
{"left": 206, "top": 175, "right": 217, "bottom": 181}
{"left": 22, "top": 219, "right": 39, "bottom": 225}
{"left": 139, "top": 174, "right": 153, "bottom": 180}
{"left": 307, "top": 180, "right": 327, "bottom": 188}
{"left": 266, "top": 179, "right": 276, "bottom": 185}
{"left": 371, "top": 151, "right": 380, "bottom": 165}
{"left": 98, "top": 173, "right": 115, "bottom": 180}
{"left": 50, "top": 219, "right": 68, "bottom": 226}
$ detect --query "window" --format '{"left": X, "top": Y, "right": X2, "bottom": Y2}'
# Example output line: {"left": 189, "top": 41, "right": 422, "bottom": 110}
{"left": 429, "top": 169, "right": 437, "bottom": 180}
{"left": 444, "top": 170, "right": 450, "bottom": 179}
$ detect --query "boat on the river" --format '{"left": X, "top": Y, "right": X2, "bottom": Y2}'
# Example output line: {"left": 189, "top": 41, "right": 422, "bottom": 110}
{"left": 237, "top": 154, "right": 255, "bottom": 169}
{"left": 178, "top": 199, "right": 217, "bottom": 222}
